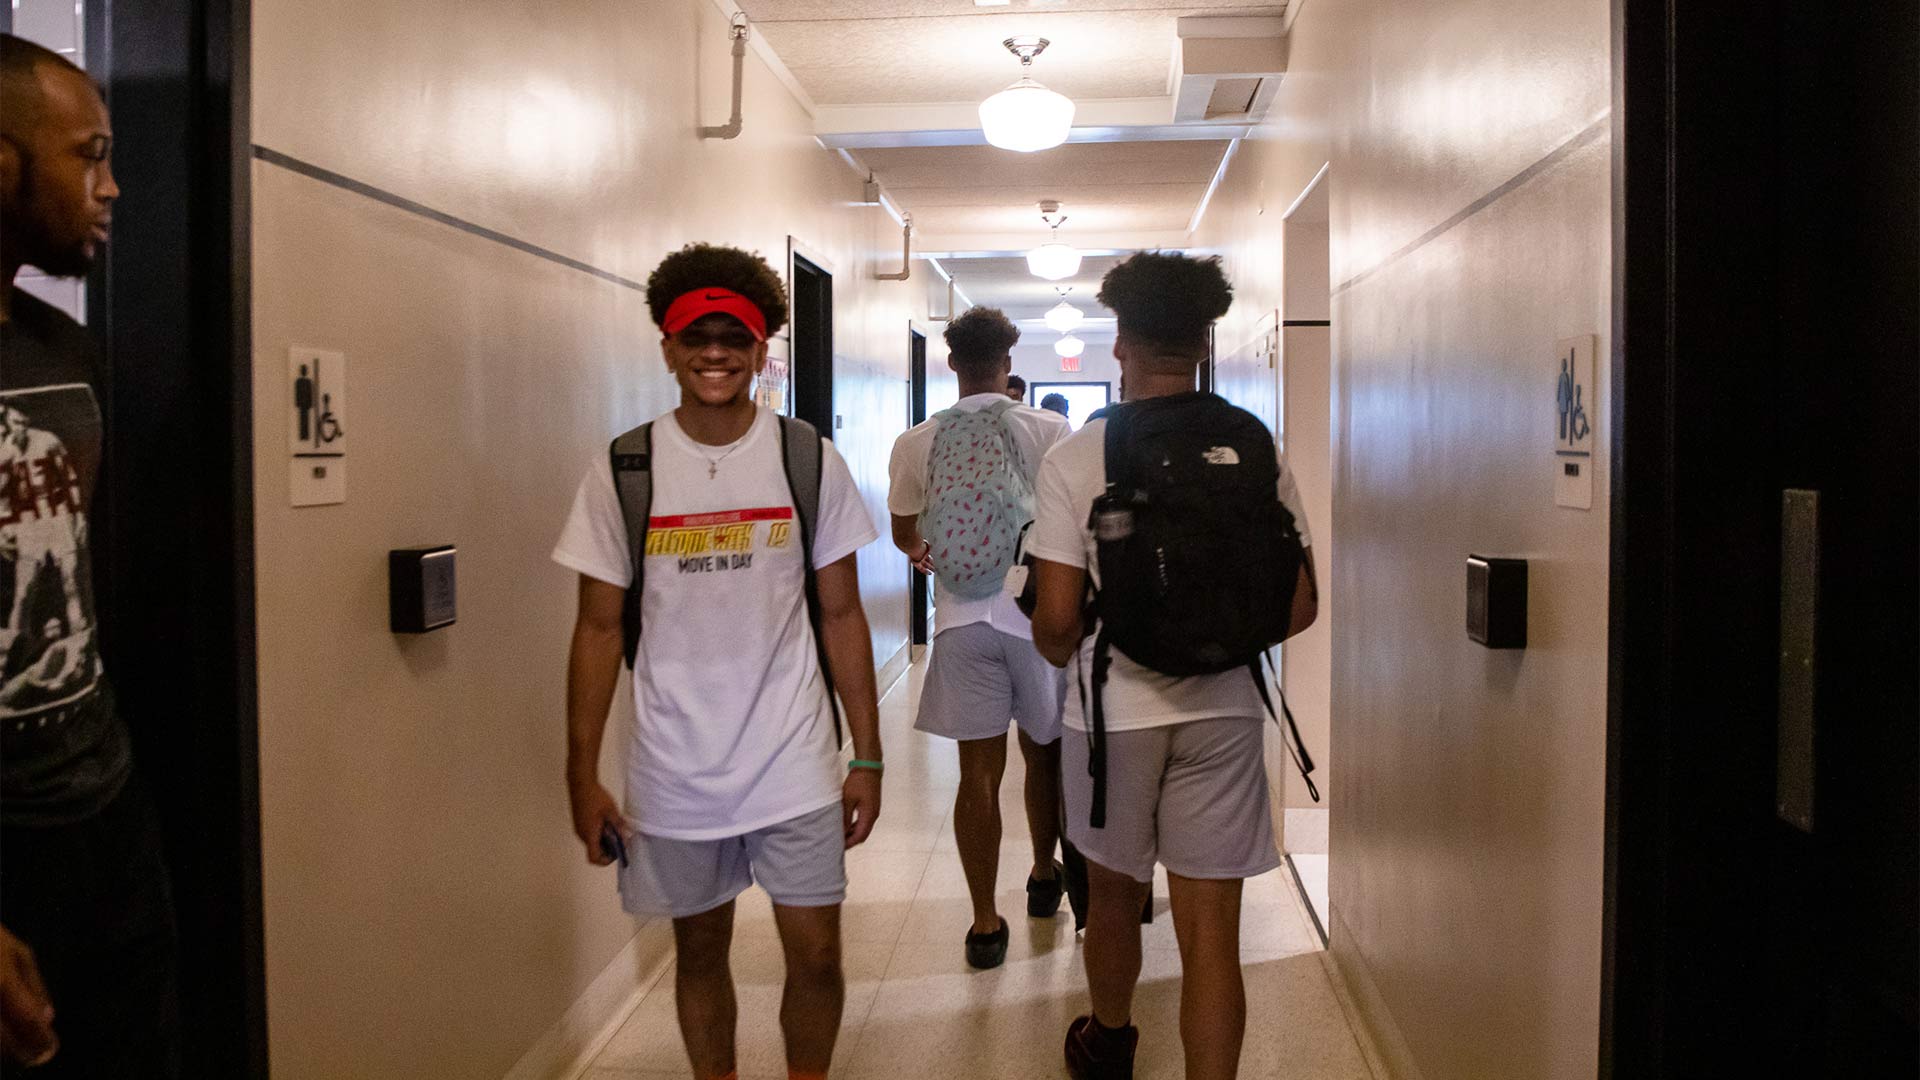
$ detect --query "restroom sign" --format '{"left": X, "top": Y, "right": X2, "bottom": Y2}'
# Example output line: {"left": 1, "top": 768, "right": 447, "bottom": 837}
{"left": 1553, "top": 334, "right": 1595, "bottom": 510}
{"left": 289, "top": 346, "right": 347, "bottom": 507}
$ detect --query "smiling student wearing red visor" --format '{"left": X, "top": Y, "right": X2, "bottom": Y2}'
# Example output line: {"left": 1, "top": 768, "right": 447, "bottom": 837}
{"left": 554, "top": 243, "right": 884, "bottom": 1080}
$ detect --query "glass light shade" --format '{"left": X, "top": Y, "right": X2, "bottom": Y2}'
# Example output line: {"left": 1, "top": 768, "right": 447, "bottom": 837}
{"left": 1043, "top": 300, "right": 1085, "bottom": 333}
{"left": 1027, "top": 242, "right": 1082, "bottom": 281}
{"left": 1054, "top": 334, "right": 1086, "bottom": 358}
{"left": 978, "top": 77, "right": 1075, "bottom": 153}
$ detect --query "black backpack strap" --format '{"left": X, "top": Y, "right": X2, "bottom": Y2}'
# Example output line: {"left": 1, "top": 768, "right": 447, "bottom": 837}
{"left": 1252, "top": 652, "right": 1320, "bottom": 802}
{"left": 609, "top": 423, "right": 655, "bottom": 669}
{"left": 1089, "top": 627, "right": 1114, "bottom": 828}
{"left": 1101, "top": 401, "right": 1140, "bottom": 494}
{"left": 778, "top": 416, "right": 842, "bottom": 746}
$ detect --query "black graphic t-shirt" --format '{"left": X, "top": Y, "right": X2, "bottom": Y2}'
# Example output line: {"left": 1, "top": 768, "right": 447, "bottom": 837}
{"left": 0, "top": 288, "right": 130, "bottom": 826}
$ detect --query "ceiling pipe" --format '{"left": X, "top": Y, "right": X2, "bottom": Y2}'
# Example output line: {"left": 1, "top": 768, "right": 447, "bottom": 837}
{"left": 875, "top": 214, "right": 914, "bottom": 281}
{"left": 700, "top": 14, "right": 751, "bottom": 140}
{"left": 929, "top": 274, "right": 956, "bottom": 321}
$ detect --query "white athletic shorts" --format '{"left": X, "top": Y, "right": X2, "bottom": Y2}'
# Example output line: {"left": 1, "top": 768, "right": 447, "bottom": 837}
{"left": 618, "top": 801, "right": 846, "bottom": 919}
{"left": 914, "top": 622, "right": 1066, "bottom": 745}
{"left": 1062, "top": 716, "right": 1281, "bottom": 884}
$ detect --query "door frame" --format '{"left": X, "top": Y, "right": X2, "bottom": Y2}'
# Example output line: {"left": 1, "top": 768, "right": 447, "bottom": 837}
{"left": 786, "top": 238, "right": 835, "bottom": 438}
{"left": 82, "top": 0, "right": 266, "bottom": 1073}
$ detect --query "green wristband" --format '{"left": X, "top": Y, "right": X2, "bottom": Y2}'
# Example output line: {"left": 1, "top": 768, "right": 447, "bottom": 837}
{"left": 848, "top": 759, "right": 885, "bottom": 773}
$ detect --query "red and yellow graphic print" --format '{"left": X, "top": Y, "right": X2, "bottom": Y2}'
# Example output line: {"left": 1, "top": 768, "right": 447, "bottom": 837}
{"left": 647, "top": 506, "right": 793, "bottom": 574}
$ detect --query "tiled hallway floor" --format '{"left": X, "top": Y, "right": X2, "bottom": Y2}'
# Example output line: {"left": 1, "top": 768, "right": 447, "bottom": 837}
{"left": 584, "top": 661, "right": 1378, "bottom": 1080}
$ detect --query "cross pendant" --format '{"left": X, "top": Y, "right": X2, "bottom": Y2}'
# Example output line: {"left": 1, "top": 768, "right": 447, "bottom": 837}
{"left": 708, "top": 462, "right": 718, "bottom": 479}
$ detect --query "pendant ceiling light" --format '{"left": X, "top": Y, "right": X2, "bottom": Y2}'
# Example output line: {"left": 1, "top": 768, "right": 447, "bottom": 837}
{"left": 1043, "top": 287, "right": 1085, "bottom": 332}
{"left": 979, "top": 37, "right": 1075, "bottom": 153}
{"left": 1054, "top": 334, "right": 1086, "bottom": 358}
{"left": 1027, "top": 201, "right": 1082, "bottom": 281}
{"left": 1044, "top": 299, "right": 1085, "bottom": 333}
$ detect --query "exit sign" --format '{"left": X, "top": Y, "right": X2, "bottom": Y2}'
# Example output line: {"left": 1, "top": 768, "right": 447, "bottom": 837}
{"left": 1060, "top": 355, "right": 1081, "bottom": 372}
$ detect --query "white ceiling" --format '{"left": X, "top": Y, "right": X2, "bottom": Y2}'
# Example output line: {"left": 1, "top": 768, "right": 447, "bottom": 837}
{"left": 737, "top": 2, "right": 1286, "bottom": 104}
{"left": 939, "top": 253, "right": 1129, "bottom": 327}
{"left": 860, "top": 140, "right": 1230, "bottom": 238}
{"left": 936, "top": 251, "right": 1144, "bottom": 340}
{"left": 725, "top": 0, "right": 1279, "bottom": 327}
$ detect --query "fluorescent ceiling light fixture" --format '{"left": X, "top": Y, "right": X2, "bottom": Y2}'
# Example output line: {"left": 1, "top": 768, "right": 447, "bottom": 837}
{"left": 1044, "top": 299, "right": 1085, "bottom": 333}
{"left": 979, "top": 38, "right": 1075, "bottom": 153}
{"left": 1054, "top": 335, "right": 1086, "bottom": 358}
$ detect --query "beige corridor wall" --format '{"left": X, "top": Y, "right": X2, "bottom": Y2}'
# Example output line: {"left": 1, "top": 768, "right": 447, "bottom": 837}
{"left": 250, "top": 2, "right": 923, "bottom": 1075}
{"left": 1195, "top": 0, "right": 1612, "bottom": 1076}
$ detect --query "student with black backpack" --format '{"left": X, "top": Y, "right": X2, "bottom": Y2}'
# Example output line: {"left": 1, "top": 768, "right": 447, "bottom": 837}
{"left": 554, "top": 244, "right": 884, "bottom": 1080}
{"left": 1027, "top": 252, "right": 1319, "bottom": 1080}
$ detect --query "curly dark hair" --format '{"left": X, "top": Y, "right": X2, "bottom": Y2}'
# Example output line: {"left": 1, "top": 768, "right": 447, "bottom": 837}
{"left": 942, "top": 307, "right": 1021, "bottom": 373}
{"left": 1096, "top": 251, "right": 1233, "bottom": 357}
{"left": 645, "top": 243, "right": 789, "bottom": 335}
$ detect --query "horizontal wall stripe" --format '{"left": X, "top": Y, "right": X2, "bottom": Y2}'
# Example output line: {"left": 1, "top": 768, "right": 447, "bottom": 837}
{"left": 252, "top": 145, "right": 646, "bottom": 292}
{"left": 1332, "top": 114, "right": 1610, "bottom": 296}
{"left": 1284, "top": 319, "right": 1332, "bottom": 327}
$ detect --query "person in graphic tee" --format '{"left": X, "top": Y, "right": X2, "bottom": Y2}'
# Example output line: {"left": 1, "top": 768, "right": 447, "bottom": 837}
{"left": 1003, "top": 373, "right": 1027, "bottom": 402}
{"left": 0, "top": 33, "right": 182, "bottom": 1077}
{"left": 1028, "top": 253, "right": 1318, "bottom": 1080}
{"left": 885, "top": 307, "right": 1072, "bottom": 968}
{"left": 555, "top": 243, "right": 883, "bottom": 1080}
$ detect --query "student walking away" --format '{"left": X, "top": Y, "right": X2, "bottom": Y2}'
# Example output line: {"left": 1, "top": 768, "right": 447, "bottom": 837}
{"left": 1028, "top": 252, "right": 1319, "bottom": 1080}
{"left": 1003, "top": 374, "right": 1026, "bottom": 402}
{"left": 0, "top": 35, "right": 182, "bottom": 1078}
{"left": 886, "top": 307, "right": 1072, "bottom": 969}
{"left": 1039, "top": 392, "right": 1069, "bottom": 420}
{"left": 556, "top": 243, "right": 884, "bottom": 1080}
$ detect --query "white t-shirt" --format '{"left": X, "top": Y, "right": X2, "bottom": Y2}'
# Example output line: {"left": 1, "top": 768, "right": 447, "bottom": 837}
{"left": 552, "top": 407, "right": 879, "bottom": 840}
{"left": 887, "top": 393, "right": 1070, "bottom": 641}
{"left": 1027, "top": 415, "right": 1314, "bottom": 733}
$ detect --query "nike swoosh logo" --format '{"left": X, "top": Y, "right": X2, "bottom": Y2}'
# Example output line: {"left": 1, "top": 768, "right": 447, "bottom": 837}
{"left": 704, "top": 292, "right": 730, "bottom": 300}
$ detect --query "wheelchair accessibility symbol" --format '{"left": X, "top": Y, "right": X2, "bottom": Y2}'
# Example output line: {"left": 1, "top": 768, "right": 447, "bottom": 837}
{"left": 289, "top": 348, "right": 347, "bottom": 459}
{"left": 1553, "top": 334, "right": 1597, "bottom": 510}
{"left": 1554, "top": 338, "right": 1593, "bottom": 455}
{"left": 1557, "top": 350, "right": 1590, "bottom": 447}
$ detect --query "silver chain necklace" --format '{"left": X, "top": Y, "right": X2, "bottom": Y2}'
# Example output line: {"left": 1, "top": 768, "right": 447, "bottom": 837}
{"left": 698, "top": 434, "right": 749, "bottom": 479}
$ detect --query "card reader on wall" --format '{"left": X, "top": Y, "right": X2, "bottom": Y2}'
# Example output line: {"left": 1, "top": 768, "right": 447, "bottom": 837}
{"left": 1466, "top": 555, "right": 1526, "bottom": 649}
{"left": 390, "top": 546, "right": 456, "bottom": 633}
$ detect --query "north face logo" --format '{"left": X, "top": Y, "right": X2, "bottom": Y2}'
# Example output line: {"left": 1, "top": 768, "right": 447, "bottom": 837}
{"left": 1203, "top": 446, "right": 1241, "bottom": 465}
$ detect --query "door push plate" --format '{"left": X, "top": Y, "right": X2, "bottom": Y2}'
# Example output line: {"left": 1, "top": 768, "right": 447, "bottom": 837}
{"left": 1776, "top": 489, "right": 1819, "bottom": 833}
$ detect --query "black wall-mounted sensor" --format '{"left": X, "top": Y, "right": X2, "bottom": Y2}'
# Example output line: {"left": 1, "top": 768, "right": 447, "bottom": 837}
{"left": 390, "top": 546, "right": 456, "bottom": 633}
{"left": 1466, "top": 555, "right": 1527, "bottom": 649}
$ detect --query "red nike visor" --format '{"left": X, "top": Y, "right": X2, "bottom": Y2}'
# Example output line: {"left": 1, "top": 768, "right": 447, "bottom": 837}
{"left": 661, "top": 287, "right": 768, "bottom": 341}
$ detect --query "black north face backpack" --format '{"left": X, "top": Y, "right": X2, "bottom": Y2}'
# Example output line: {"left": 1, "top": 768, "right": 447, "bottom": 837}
{"left": 1083, "top": 392, "right": 1319, "bottom": 827}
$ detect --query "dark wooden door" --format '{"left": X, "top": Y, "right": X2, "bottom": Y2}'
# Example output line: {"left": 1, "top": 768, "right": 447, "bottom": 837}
{"left": 1761, "top": 3, "right": 1918, "bottom": 1070}
{"left": 1605, "top": 2, "right": 1918, "bottom": 1075}
{"left": 791, "top": 255, "right": 834, "bottom": 439}
{"left": 908, "top": 328, "right": 930, "bottom": 645}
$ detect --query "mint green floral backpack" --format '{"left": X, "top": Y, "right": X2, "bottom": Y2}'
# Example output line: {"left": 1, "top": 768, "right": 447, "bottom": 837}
{"left": 920, "top": 399, "right": 1034, "bottom": 600}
